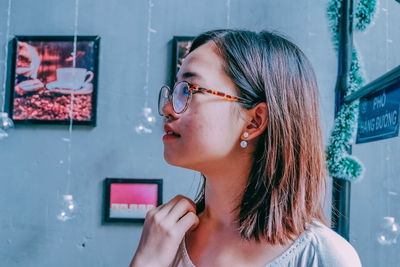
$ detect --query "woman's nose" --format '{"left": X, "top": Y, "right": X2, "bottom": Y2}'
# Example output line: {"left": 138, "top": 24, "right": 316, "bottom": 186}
{"left": 161, "top": 100, "right": 178, "bottom": 120}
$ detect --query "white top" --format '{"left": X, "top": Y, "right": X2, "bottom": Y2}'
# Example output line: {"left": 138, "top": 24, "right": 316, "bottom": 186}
{"left": 170, "top": 222, "right": 362, "bottom": 267}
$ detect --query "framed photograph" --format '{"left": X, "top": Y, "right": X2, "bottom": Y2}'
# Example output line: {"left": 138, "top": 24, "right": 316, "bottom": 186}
{"left": 104, "top": 178, "right": 163, "bottom": 223}
{"left": 171, "top": 36, "right": 195, "bottom": 87}
{"left": 9, "top": 36, "right": 100, "bottom": 125}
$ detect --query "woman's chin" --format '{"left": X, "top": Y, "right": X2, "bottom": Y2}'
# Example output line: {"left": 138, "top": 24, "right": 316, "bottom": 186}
{"left": 163, "top": 152, "right": 198, "bottom": 171}
{"left": 163, "top": 151, "right": 182, "bottom": 167}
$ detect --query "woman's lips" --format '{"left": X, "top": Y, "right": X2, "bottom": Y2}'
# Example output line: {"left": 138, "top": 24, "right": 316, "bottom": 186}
{"left": 166, "top": 131, "right": 180, "bottom": 136}
{"left": 164, "top": 124, "right": 181, "bottom": 137}
{"left": 163, "top": 124, "right": 181, "bottom": 143}
{"left": 162, "top": 133, "right": 180, "bottom": 142}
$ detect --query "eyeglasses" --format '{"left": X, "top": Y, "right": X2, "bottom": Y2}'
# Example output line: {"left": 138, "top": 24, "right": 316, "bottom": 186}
{"left": 158, "top": 81, "right": 252, "bottom": 116}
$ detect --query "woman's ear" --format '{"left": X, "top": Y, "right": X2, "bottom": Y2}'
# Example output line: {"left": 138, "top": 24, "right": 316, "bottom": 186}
{"left": 244, "top": 102, "right": 268, "bottom": 139}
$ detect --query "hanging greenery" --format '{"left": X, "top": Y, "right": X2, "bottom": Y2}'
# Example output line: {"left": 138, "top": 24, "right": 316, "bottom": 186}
{"left": 326, "top": 0, "right": 376, "bottom": 181}
{"left": 355, "top": 0, "right": 377, "bottom": 31}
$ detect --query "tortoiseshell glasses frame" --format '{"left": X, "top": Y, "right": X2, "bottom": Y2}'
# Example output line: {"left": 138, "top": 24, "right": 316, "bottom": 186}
{"left": 158, "top": 81, "right": 252, "bottom": 116}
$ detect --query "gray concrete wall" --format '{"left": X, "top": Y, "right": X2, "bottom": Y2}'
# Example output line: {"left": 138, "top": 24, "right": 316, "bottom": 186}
{"left": 0, "top": 0, "right": 338, "bottom": 266}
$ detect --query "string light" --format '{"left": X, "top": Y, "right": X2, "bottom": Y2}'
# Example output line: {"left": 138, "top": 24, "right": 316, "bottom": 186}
{"left": 0, "top": 0, "right": 13, "bottom": 140}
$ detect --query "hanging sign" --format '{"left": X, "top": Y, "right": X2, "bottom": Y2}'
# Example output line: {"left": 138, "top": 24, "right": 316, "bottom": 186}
{"left": 356, "top": 83, "right": 400, "bottom": 144}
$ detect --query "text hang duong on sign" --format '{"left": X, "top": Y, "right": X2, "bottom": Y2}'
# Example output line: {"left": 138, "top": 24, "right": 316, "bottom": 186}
{"left": 356, "top": 83, "right": 400, "bottom": 144}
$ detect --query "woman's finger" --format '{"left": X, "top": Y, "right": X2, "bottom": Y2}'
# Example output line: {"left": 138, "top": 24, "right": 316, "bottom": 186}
{"left": 176, "top": 211, "right": 200, "bottom": 235}
{"left": 166, "top": 197, "right": 197, "bottom": 223}
{"left": 147, "top": 195, "right": 190, "bottom": 222}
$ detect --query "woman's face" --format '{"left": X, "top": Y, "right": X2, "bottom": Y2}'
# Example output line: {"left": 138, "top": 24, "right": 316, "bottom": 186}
{"left": 161, "top": 42, "right": 246, "bottom": 171}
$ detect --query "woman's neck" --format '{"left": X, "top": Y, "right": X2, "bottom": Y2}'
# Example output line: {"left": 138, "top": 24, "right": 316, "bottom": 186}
{"left": 186, "top": 153, "right": 294, "bottom": 266}
{"left": 200, "top": 153, "right": 252, "bottom": 232}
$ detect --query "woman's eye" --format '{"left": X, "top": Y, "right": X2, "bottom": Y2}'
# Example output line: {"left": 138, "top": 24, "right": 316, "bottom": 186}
{"left": 183, "top": 87, "right": 190, "bottom": 96}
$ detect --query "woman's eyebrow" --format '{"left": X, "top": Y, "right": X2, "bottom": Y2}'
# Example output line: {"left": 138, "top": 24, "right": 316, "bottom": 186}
{"left": 176, "top": 71, "right": 202, "bottom": 82}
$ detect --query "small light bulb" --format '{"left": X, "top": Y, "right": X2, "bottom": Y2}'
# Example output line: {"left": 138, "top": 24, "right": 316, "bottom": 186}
{"left": 376, "top": 216, "right": 400, "bottom": 246}
{"left": 0, "top": 112, "right": 14, "bottom": 140}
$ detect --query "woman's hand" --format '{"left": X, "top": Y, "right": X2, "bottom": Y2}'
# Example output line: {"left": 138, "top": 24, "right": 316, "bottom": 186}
{"left": 129, "top": 195, "right": 200, "bottom": 267}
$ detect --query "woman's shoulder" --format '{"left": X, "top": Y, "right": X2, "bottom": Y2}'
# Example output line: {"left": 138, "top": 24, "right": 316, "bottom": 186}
{"left": 305, "top": 221, "right": 362, "bottom": 266}
{"left": 268, "top": 221, "right": 361, "bottom": 267}
{"left": 171, "top": 221, "right": 362, "bottom": 267}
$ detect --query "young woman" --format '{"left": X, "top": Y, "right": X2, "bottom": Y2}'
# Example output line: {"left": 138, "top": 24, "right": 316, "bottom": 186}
{"left": 130, "top": 29, "right": 361, "bottom": 267}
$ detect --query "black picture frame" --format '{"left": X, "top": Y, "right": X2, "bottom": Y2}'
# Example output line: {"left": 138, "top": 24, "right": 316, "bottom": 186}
{"left": 9, "top": 35, "right": 100, "bottom": 126}
{"left": 171, "top": 36, "right": 195, "bottom": 87}
{"left": 104, "top": 178, "right": 163, "bottom": 223}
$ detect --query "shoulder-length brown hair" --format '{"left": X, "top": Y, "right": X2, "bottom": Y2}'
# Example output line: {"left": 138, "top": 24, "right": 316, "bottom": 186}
{"left": 190, "top": 29, "right": 328, "bottom": 245}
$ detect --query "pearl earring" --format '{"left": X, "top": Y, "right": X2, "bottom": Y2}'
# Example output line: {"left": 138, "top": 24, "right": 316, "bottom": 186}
{"left": 240, "top": 140, "right": 248, "bottom": 148}
{"left": 241, "top": 132, "right": 249, "bottom": 148}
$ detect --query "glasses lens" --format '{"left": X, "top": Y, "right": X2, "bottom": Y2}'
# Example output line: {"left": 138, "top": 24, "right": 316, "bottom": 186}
{"left": 173, "top": 82, "right": 190, "bottom": 114}
{"left": 158, "top": 86, "right": 170, "bottom": 115}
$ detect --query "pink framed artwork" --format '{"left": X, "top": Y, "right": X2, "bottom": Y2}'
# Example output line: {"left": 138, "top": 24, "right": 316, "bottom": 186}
{"left": 104, "top": 178, "right": 163, "bottom": 223}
